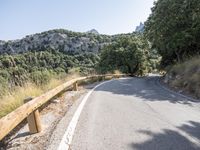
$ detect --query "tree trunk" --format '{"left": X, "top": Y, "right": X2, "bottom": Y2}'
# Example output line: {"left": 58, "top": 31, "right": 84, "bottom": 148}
{"left": 127, "top": 65, "right": 133, "bottom": 76}
{"left": 127, "top": 63, "right": 138, "bottom": 76}
{"left": 174, "top": 49, "right": 181, "bottom": 63}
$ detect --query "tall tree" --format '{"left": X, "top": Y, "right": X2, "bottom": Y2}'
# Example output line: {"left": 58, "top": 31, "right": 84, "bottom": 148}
{"left": 145, "top": 0, "right": 200, "bottom": 68}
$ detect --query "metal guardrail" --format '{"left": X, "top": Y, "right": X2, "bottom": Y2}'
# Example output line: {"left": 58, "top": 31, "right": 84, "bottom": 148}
{"left": 0, "top": 74, "right": 127, "bottom": 141}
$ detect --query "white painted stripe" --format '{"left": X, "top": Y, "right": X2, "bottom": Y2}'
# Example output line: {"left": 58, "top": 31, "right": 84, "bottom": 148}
{"left": 57, "top": 79, "right": 114, "bottom": 150}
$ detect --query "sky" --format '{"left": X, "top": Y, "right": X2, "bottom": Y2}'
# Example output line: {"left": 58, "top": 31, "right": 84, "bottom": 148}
{"left": 0, "top": 0, "right": 155, "bottom": 40}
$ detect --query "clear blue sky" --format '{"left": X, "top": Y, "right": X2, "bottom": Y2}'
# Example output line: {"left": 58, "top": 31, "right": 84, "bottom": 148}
{"left": 0, "top": 0, "right": 155, "bottom": 40}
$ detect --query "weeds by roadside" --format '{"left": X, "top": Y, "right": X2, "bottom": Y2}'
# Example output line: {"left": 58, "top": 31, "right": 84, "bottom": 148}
{"left": 166, "top": 56, "right": 200, "bottom": 99}
{"left": 0, "top": 70, "right": 80, "bottom": 118}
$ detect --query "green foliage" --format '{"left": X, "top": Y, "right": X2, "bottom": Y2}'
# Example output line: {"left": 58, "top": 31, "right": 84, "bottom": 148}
{"left": 0, "top": 49, "right": 99, "bottom": 94}
{"left": 98, "top": 34, "right": 159, "bottom": 75}
{"left": 0, "top": 76, "right": 8, "bottom": 97}
{"left": 30, "top": 70, "right": 52, "bottom": 86}
{"left": 145, "top": 0, "right": 200, "bottom": 68}
{"left": 0, "top": 32, "right": 160, "bottom": 97}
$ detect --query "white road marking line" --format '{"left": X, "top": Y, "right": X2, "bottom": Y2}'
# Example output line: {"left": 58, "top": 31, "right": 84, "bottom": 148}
{"left": 57, "top": 79, "right": 115, "bottom": 150}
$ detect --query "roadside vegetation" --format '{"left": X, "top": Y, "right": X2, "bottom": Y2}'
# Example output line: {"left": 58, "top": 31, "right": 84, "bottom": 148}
{"left": 145, "top": 0, "right": 200, "bottom": 98}
{"left": 0, "top": 70, "right": 80, "bottom": 118}
{"left": 0, "top": 47, "right": 99, "bottom": 118}
{"left": 0, "top": 49, "right": 99, "bottom": 96}
{"left": 145, "top": 0, "right": 200, "bottom": 68}
{"left": 98, "top": 34, "right": 160, "bottom": 75}
{"left": 165, "top": 57, "right": 200, "bottom": 98}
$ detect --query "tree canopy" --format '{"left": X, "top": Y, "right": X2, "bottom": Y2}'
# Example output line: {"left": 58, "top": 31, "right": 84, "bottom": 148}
{"left": 98, "top": 34, "right": 159, "bottom": 75}
{"left": 145, "top": 0, "right": 200, "bottom": 68}
{"left": 0, "top": 49, "right": 99, "bottom": 91}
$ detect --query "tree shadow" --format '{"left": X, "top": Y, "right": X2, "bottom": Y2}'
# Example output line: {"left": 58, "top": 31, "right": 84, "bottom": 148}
{"left": 12, "top": 132, "right": 32, "bottom": 140}
{"left": 178, "top": 121, "right": 200, "bottom": 140}
{"left": 88, "top": 77, "right": 200, "bottom": 149}
{"left": 93, "top": 77, "right": 199, "bottom": 105}
{"left": 128, "top": 121, "right": 200, "bottom": 150}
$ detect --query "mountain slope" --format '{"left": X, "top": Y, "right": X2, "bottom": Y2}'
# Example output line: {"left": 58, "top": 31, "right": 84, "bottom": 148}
{"left": 86, "top": 29, "right": 99, "bottom": 35}
{"left": 0, "top": 29, "right": 111, "bottom": 54}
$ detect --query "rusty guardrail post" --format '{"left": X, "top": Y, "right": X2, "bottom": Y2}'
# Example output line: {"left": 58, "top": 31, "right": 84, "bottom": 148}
{"left": 24, "top": 97, "right": 42, "bottom": 134}
{"left": 73, "top": 81, "right": 78, "bottom": 91}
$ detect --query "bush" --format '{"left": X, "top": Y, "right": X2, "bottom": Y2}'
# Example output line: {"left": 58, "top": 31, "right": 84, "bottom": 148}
{"left": 30, "top": 70, "right": 52, "bottom": 86}
{"left": 97, "top": 34, "right": 158, "bottom": 75}
{"left": 0, "top": 76, "right": 8, "bottom": 97}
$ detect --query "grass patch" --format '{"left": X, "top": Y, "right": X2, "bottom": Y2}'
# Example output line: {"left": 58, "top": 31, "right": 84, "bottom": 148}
{"left": 0, "top": 83, "right": 43, "bottom": 118}
{"left": 0, "top": 71, "right": 80, "bottom": 118}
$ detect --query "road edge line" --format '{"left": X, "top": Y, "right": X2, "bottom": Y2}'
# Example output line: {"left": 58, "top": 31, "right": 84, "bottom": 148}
{"left": 57, "top": 79, "right": 115, "bottom": 150}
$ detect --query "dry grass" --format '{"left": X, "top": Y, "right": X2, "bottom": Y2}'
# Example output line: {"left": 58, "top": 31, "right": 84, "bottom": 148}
{"left": 168, "top": 56, "right": 200, "bottom": 98}
{"left": 0, "top": 71, "right": 80, "bottom": 118}
{"left": 0, "top": 69, "right": 122, "bottom": 118}
{"left": 0, "top": 83, "right": 43, "bottom": 118}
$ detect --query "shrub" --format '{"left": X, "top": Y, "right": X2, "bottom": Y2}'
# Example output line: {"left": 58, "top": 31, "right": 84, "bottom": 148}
{"left": 168, "top": 56, "right": 200, "bottom": 98}
{"left": 0, "top": 76, "right": 8, "bottom": 97}
{"left": 30, "top": 70, "right": 52, "bottom": 86}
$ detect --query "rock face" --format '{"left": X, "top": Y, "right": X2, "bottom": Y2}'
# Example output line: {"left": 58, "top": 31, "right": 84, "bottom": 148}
{"left": 135, "top": 22, "right": 145, "bottom": 33}
{"left": 86, "top": 29, "right": 99, "bottom": 35}
{"left": 0, "top": 29, "right": 110, "bottom": 54}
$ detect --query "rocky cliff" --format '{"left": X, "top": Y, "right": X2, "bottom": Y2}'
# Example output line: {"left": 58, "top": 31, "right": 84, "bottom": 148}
{"left": 135, "top": 22, "right": 144, "bottom": 33}
{"left": 0, "top": 29, "right": 112, "bottom": 54}
{"left": 87, "top": 29, "right": 99, "bottom": 35}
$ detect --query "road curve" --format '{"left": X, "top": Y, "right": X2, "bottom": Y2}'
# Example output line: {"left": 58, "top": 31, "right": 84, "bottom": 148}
{"left": 71, "top": 76, "right": 200, "bottom": 150}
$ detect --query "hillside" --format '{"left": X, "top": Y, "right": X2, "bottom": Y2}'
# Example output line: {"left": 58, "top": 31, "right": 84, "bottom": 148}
{"left": 164, "top": 57, "right": 200, "bottom": 99}
{"left": 0, "top": 30, "right": 143, "bottom": 96}
{"left": 0, "top": 29, "right": 155, "bottom": 119}
{"left": 87, "top": 29, "right": 99, "bottom": 35}
{"left": 0, "top": 29, "right": 111, "bottom": 54}
{"left": 0, "top": 30, "right": 138, "bottom": 89}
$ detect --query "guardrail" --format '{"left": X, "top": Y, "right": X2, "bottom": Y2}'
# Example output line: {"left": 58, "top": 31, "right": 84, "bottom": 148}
{"left": 0, "top": 74, "right": 127, "bottom": 141}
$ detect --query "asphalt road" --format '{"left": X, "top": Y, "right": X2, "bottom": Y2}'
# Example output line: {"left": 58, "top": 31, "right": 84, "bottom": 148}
{"left": 70, "top": 76, "right": 200, "bottom": 150}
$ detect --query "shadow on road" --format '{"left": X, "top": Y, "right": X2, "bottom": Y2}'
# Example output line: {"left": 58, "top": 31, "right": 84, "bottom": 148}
{"left": 92, "top": 77, "right": 200, "bottom": 150}
{"left": 93, "top": 77, "right": 199, "bottom": 105}
{"left": 128, "top": 121, "right": 200, "bottom": 150}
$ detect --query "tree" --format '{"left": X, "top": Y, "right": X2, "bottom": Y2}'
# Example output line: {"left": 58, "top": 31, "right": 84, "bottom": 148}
{"left": 98, "top": 34, "right": 150, "bottom": 75}
{"left": 145, "top": 0, "right": 200, "bottom": 68}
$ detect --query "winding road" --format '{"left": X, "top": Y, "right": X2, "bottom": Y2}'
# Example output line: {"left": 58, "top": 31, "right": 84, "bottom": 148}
{"left": 64, "top": 76, "right": 200, "bottom": 150}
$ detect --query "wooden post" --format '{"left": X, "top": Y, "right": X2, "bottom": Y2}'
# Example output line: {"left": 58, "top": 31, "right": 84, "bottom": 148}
{"left": 102, "top": 76, "right": 105, "bottom": 81}
{"left": 100, "top": 76, "right": 104, "bottom": 81}
{"left": 73, "top": 81, "right": 78, "bottom": 91}
{"left": 24, "top": 97, "right": 42, "bottom": 134}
